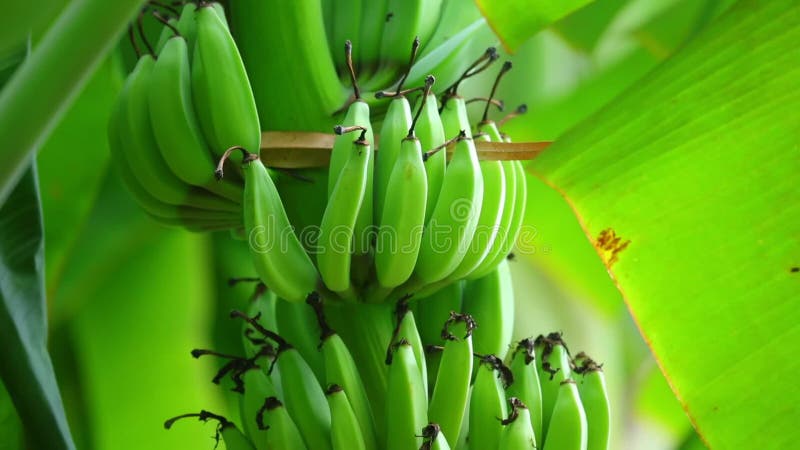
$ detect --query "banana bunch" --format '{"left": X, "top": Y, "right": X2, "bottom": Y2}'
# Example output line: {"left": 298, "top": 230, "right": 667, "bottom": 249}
{"left": 109, "top": 3, "right": 257, "bottom": 233}
{"left": 165, "top": 259, "right": 611, "bottom": 450}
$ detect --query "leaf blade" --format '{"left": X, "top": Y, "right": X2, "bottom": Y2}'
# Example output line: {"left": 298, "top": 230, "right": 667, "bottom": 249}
{"left": 531, "top": 1, "right": 800, "bottom": 448}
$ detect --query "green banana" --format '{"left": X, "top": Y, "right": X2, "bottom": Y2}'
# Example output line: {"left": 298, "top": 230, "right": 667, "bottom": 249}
{"left": 256, "top": 397, "right": 308, "bottom": 450}
{"left": 393, "top": 302, "right": 429, "bottom": 395}
{"left": 318, "top": 128, "right": 370, "bottom": 295}
{"left": 469, "top": 159, "right": 526, "bottom": 280}
{"left": 276, "top": 345, "right": 333, "bottom": 450}
{"left": 427, "top": 312, "right": 475, "bottom": 448}
{"left": 239, "top": 367, "right": 279, "bottom": 450}
{"left": 164, "top": 411, "right": 254, "bottom": 450}
{"left": 420, "top": 423, "right": 451, "bottom": 450}
{"left": 356, "top": 0, "right": 388, "bottom": 76}
{"left": 192, "top": 5, "right": 260, "bottom": 157}
{"left": 375, "top": 77, "right": 432, "bottom": 288}
{"left": 275, "top": 298, "right": 325, "bottom": 382}
{"left": 461, "top": 259, "right": 515, "bottom": 360}
{"left": 469, "top": 159, "right": 518, "bottom": 278}
{"left": 415, "top": 132, "right": 483, "bottom": 284}
{"left": 217, "top": 148, "right": 319, "bottom": 303}
{"left": 506, "top": 338, "right": 544, "bottom": 442}
{"left": 154, "top": 15, "right": 179, "bottom": 54}
{"left": 114, "top": 55, "right": 240, "bottom": 213}
{"left": 327, "top": 384, "right": 367, "bottom": 450}
{"left": 373, "top": 92, "right": 412, "bottom": 225}
{"left": 439, "top": 95, "right": 472, "bottom": 139}
{"left": 542, "top": 379, "right": 588, "bottom": 450}
{"left": 148, "top": 35, "right": 243, "bottom": 203}
{"left": 413, "top": 89, "right": 446, "bottom": 223}
{"left": 380, "top": 0, "right": 442, "bottom": 67}
{"left": 310, "top": 297, "right": 378, "bottom": 450}
{"left": 574, "top": 353, "right": 610, "bottom": 450}
{"left": 329, "top": 42, "right": 375, "bottom": 259}
{"left": 411, "top": 281, "right": 463, "bottom": 390}
{"left": 468, "top": 354, "right": 511, "bottom": 450}
{"left": 499, "top": 398, "right": 537, "bottom": 450}
{"left": 175, "top": 4, "right": 198, "bottom": 57}
{"left": 330, "top": 0, "right": 362, "bottom": 73}
{"left": 536, "top": 333, "right": 573, "bottom": 443}
{"left": 386, "top": 340, "right": 428, "bottom": 450}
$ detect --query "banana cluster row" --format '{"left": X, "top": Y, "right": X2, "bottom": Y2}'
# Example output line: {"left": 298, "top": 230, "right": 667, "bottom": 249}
{"left": 108, "top": 3, "right": 260, "bottom": 231}
{"left": 111, "top": 2, "right": 525, "bottom": 304}
{"left": 166, "top": 259, "right": 610, "bottom": 450}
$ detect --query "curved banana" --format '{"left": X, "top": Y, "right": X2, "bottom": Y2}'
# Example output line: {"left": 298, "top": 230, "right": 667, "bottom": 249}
{"left": 164, "top": 411, "right": 254, "bottom": 450}
{"left": 415, "top": 132, "right": 483, "bottom": 284}
{"left": 379, "top": 0, "right": 442, "bottom": 67}
{"left": 506, "top": 338, "right": 544, "bottom": 442}
{"left": 276, "top": 346, "right": 333, "bottom": 450}
{"left": 192, "top": 5, "right": 260, "bottom": 158}
{"left": 275, "top": 298, "right": 325, "bottom": 381}
{"left": 154, "top": 16, "right": 179, "bottom": 54}
{"left": 542, "top": 379, "right": 588, "bottom": 450}
{"left": 385, "top": 340, "right": 428, "bottom": 450}
{"left": 469, "top": 159, "right": 517, "bottom": 277}
{"left": 413, "top": 89, "right": 446, "bottom": 223}
{"left": 468, "top": 354, "right": 510, "bottom": 450}
{"left": 313, "top": 299, "right": 378, "bottom": 450}
{"left": 148, "top": 36, "right": 243, "bottom": 203}
{"left": 255, "top": 397, "right": 308, "bottom": 450}
{"left": 470, "top": 159, "right": 527, "bottom": 279}
{"left": 114, "top": 55, "right": 240, "bottom": 213}
{"left": 375, "top": 79, "right": 432, "bottom": 288}
{"left": 239, "top": 368, "right": 279, "bottom": 450}
{"left": 327, "top": 384, "right": 367, "bottom": 450}
{"left": 218, "top": 148, "right": 319, "bottom": 303}
{"left": 461, "top": 258, "right": 514, "bottom": 360}
{"left": 329, "top": 43, "right": 375, "bottom": 260}
{"left": 535, "top": 332, "right": 573, "bottom": 442}
{"left": 318, "top": 129, "right": 370, "bottom": 295}
{"left": 393, "top": 304, "right": 429, "bottom": 395}
{"left": 175, "top": 4, "right": 198, "bottom": 57}
{"left": 499, "top": 398, "right": 537, "bottom": 450}
{"left": 373, "top": 93, "right": 412, "bottom": 224}
{"left": 574, "top": 353, "right": 610, "bottom": 450}
{"left": 330, "top": 0, "right": 362, "bottom": 72}
{"left": 427, "top": 312, "right": 475, "bottom": 448}
{"left": 357, "top": 0, "right": 388, "bottom": 77}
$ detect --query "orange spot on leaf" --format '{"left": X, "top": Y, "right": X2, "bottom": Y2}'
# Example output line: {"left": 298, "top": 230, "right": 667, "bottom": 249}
{"left": 594, "top": 228, "right": 631, "bottom": 267}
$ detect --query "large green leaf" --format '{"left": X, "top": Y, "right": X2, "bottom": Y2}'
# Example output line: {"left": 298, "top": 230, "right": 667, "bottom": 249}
{"left": 0, "top": 0, "right": 144, "bottom": 204}
{"left": 531, "top": 1, "right": 800, "bottom": 448}
{"left": 0, "top": 163, "right": 75, "bottom": 450}
{"left": 474, "top": 0, "right": 594, "bottom": 52}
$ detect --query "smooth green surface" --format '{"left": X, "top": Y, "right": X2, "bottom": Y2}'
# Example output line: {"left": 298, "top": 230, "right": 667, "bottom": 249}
{"left": 0, "top": 163, "right": 75, "bottom": 450}
{"left": 532, "top": 1, "right": 800, "bottom": 448}
{"left": 474, "top": 0, "right": 594, "bottom": 52}
{"left": 0, "top": 0, "right": 144, "bottom": 204}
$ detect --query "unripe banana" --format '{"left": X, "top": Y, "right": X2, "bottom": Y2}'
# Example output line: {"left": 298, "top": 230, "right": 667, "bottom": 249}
{"left": 276, "top": 346, "right": 333, "bottom": 450}
{"left": 175, "top": 4, "right": 198, "bottom": 56}
{"left": 415, "top": 133, "right": 483, "bottom": 284}
{"left": 412, "top": 90, "right": 446, "bottom": 223}
{"left": 379, "top": 0, "right": 442, "bottom": 67}
{"left": 256, "top": 397, "right": 308, "bottom": 450}
{"left": 574, "top": 353, "right": 610, "bottom": 450}
{"left": 239, "top": 368, "right": 279, "bottom": 449}
{"left": 192, "top": 5, "right": 260, "bottom": 157}
{"left": 506, "top": 338, "right": 544, "bottom": 442}
{"left": 357, "top": 0, "right": 388, "bottom": 75}
{"left": 164, "top": 411, "right": 254, "bottom": 450}
{"left": 499, "top": 398, "right": 537, "bottom": 450}
{"left": 536, "top": 333, "right": 573, "bottom": 442}
{"left": 468, "top": 354, "right": 511, "bottom": 450}
{"left": 439, "top": 96, "right": 472, "bottom": 139}
{"left": 393, "top": 303, "right": 429, "bottom": 395}
{"left": 411, "top": 281, "right": 463, "bottom": 390}
{"left": 375, "top": 120, "right": 428, "bottom": 288}
{"left": 275, "top": 298, "right": 325, "bottom": 381}
{"left": 327, "top": 384, "right": 367, "bottom": 450}
{"left": 114, "top": 55, "right": 240, "bottom": 212}
{"left": 427, "top": 313, "right": 475, "bottom": 448}
{"left": 311, "top": 296, "right": 378, "bottom": 450}
{"left": 469, "top": 160, "right": 518, "bottom": 278}
{"left": 420, "top": 423, "right": 451, "bottom": 450}
{"left": 328, "top": 42, "right": 375, "bottom": 260}
{"left": 217, "top": 148, "right": 320, "bottom": 303}
{"left": 386, "top": 340, "right": 428, "bottom": 450}
{"left": 318, "top": 129, "right": 370, "bottom": 295}
{"left": 462, "top": 258, "right": 515, "bottom": 360}
{"left": 330, "top": 0, "right": 362, "bottom": 72}
{"left": 148, "top": 36, "right": 243, "bottom": 203}
{"left": 374, "top": 95, "right": 412, "bottom": 223}
{"left": 542, "top": 379, "right": 588, "bottom": 450}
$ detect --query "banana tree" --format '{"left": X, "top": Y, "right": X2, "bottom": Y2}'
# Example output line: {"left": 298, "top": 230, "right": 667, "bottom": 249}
{"left": 0, "top": 0, "right": 797, "bottom": 449}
